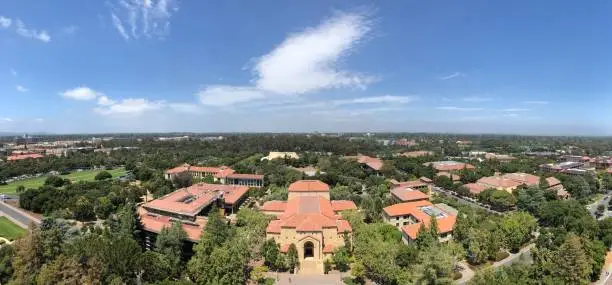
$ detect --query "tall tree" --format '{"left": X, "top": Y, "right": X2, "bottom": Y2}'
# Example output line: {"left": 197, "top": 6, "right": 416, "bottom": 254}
{"left": 554, "top": 234, "right": 590, "bottom": 285}
{"left": 155, "top": 221, "right": 187, "bottom": 277}
{"left": 287, "top": 244, "right": 299, "bottom": 274}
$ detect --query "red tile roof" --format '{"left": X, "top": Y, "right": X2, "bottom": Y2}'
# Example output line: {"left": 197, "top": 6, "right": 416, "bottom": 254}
{"left": 402, "top": 215, "right": 457, "bottom": 240}
{"left": 545, "top": 177, "right": 561, "bottom": 187}
{"left": 213, "top": 167, "right": 236, "bottom": 178}
{"left": 262, "top": 201, "right": 287, "bottom": 212}
{"left": 143, "top": 183, "right": 249, "bottom": 216}
{"left": 357, "top": 155, "right": 384, "bottom": 171}
{"left": 476, "top": 176, "right": 522, "bottom": 189}
{"left": 383, "top": 200, "right": 433, "bottom": 217}
{"left": 138, "top": 207, "right": 206, "bottom": 242}
{"left": 463, "top": 183, "right": 487, "bottom": 195}
{"left": 266, "top": 196, "right": 352, "bottom": 233}
{"left": 288, "top": 180, "right": 330, "bottom": 192}
{"left": 7, "top": 153, "right": 44, "bottom": 161}
{"left": 323, "top": 244, "right": 336, "bottom": 253}
{"left": 331, "top": 200, "right": 358, "bottom": 212}
{"left": 503, "top": 172, "right": 539, "bottom": 186}
{"left": 165, "top": 164, "right": 191, "bottom": 174}
{"left": 436, "top": 172, "right": 461, "bottom": 181}
{"left": 391, "top": 188, "right": 429, "bottom": 202}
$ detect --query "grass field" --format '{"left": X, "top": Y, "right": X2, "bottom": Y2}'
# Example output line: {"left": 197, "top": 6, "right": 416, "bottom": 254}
{"left": 0, "top": 167, "right": 127, "bottom": 194}
{"left": 0, "top": 217, "right": 26, "bottom": 240}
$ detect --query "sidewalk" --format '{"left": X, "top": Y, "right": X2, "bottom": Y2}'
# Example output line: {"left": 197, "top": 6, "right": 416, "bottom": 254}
{"left": 266, "top": 272, "right": 345, "bottom": 285}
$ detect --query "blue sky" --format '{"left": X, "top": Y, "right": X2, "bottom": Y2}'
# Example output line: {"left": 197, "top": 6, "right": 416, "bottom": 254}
{"left": 1, "top": 0, "right": 611, "bottom": 135}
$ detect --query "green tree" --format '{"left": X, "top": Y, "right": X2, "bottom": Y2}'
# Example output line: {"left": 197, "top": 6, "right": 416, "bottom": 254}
{"left": 500, "top": 212, "right": 537, "bottom": 252}
{"left": 73, "top": 196, "right": 95, "bottom": 221}
{"left": 95, "top": 170, "right": 113, "bottom": 180}
{"left": 332, "top": 246, "right": 350, "bottom": 272}
{"left": 415, "top": 223, "right": 438, "bottom": 249}
{"left": 155, "top": 221, "right": 187, "bottom": 277}
{"left": 467, "top": 228, "right": 489, "bottom": 265}
{"left": 136, "top": 251, "right": 172, "bottom": 284}
{"left": 554, "top": 234, "right": 591, "bottom": 285}
{"left": 287, "top": 244, "right": 299, "bottom": 273}
{"left": 95, "top": 196, "right": 114, "bottom": 219}
{"left": 351, "top": 261, "right": 366, "bottom": 284}
{"left": 249, "top": 265, "right": 268, "bottom": 284}
{"left": 261, "top": 238, "right": 280, "bottom": 269}
{"left": 330, "top": 185, "right": 352, "bottom": 200}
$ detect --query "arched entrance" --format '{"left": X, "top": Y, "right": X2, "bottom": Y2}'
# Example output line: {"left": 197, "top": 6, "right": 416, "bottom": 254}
{"left": 303, "top": 241, "right": 314, "bottom": 259}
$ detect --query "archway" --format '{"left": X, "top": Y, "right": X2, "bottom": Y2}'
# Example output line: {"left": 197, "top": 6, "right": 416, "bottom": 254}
{"left": 303, "top": 241, "right": 314, "bottom": 259}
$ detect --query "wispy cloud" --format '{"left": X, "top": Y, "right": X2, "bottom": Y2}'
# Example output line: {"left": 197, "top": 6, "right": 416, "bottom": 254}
{"left": 440, "top": 72, "right": 465, "bottom": 80}
{"left": 197, "top": 11, "right": 376, "bottom": 106}
{"left": 436, "top": 106, "right": 483, "bottom": 111}
{"left": 462, "top": 96, "right": 492, "bottom": 102}
{"left": 2, "top": 118, "right": 13, "bottom": 122}
{"left": 9, "top": 69, "right": 17, "bottom": 77}
{"left": 333, "top": 95, "right": 417, "bottom": 105}
{"left": 501, "top": 108, "right": 530, "bottom": 112}
{"left": 16, "top": 85, "right": 28, "bottom": 92}
{"left": 169, "top": 103, "right": 203, "bottom": 114}
{"left": 0, "top": 16, "right": 11, "bottom": 28}
{"left": 60, "top": 86, "right": 103, "bottom": 100}
{"left": 522, "top": 100, "right": 549, "bottom": 105}
{"left": 97, "top": 95, "right": 116, "bottom": 106}
{"left": 15, "top": 19, "right": 51, "bottom": 42}
{"left": 34, "top": 118, "right": 43, "bottom": 122}
{"left": 109, "top": 0, "right": 179, "bottom": 41}
{"left": 94, "top": 98, "right": 166, "bottom": 115}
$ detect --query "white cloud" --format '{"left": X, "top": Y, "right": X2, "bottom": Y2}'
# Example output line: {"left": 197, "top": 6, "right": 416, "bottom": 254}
{"left": 15, "top": 20, "right": 51, "bottom": 42}
{"left": 97, "top": 95, "right": 116, "bottom": 106}
{"left": 111, "top": 13, "right": 129, "bottom": 40}
{"left": 253, "top": 11, "right": 375, "bottom": 94}
{"left": 504, "top": 113, "right": 520, "bottom": 117}
{"left": 440, "top": 72, "right": 465, "bottom": 80}
{"left": 9, "top": 69, "right": 17, "bottom": 76}
{"left": 462, "top": 96, "right": 492, "bottom": 102}
{"left": 2, "top": 118, "right": 13, "bottom": 122}
{"left": 436, "top": 106, "right": 483, "bottom": 111}
{"left": 16, "top": 85, "right": 28, "bottom": 92}
{"left": 35, "top": 118, "right": 43, "bottom": 122}
{"left": 522, "top": 100, "right": 549, "bottom": 105}
{"left": 197, "top": 85, "right": 265, "bottom": 106}
{"left": 94, "top": 98, "right": 166, "bottom": 115}
{"left": 109, "top": 0, "right": 178, "bottom": 40}
{"left": 501, "top": 108, "right": 530, "bottom": 112}
{"left": 333, "top": 95, "right": 416, "bottom": 105}
{"left": 61, "top": 87, "right": 103, "bottom": 100}
{"left": 0, "top": 16, "right": 11, "bottom": 28}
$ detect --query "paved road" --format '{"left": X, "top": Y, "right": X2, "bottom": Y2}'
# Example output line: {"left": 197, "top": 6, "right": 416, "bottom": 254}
{"left": 0, "top": 201, "right": 40, "bottom": 228}
{"left": 588, "top": 194, "right": 612, "bottom": 219}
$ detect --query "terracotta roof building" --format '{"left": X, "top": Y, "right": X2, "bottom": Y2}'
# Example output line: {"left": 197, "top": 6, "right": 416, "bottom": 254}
{"left": 345, "top": 155, "right": 384, "bottom": 172}
{"left": 139, "top": 183, "right": 251, "bottom": 243}
{"left": 164, "top": 163, "right": 264, "bottom": 188}
{"left": 383, "top": 198, "right": 457, "bottom": 243}
{"left": 265, "top": 180, "right": 355, "bottom": 274}
{"left": 391, "top": 187, "right": 429, "bottom": 203}
{"left": 7, "top": 153, "right": 44, "bottom": 161}
{"left": 464, "top": 172, "right": 569, "bottom": 198}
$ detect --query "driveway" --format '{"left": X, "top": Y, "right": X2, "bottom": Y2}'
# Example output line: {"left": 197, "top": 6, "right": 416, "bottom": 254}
{"left": 0, "top": 201, "right": 40, "bottom": 228}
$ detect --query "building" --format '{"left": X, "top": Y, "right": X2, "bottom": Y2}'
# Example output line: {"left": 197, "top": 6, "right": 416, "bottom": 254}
{"left": 6, "top": 153, "right": 44, "bottom": 161}
{"left": 539, "top": 161, "right": 594, "bottom": 176}
{"left": 263, "top": 180, "right": 356, "bottom": 274}
{"left": 261, "top": 152, "right": 300, "bottom": 161}
{"left": 436, "top": 172, "right": 461, "bottom": 182}
{"left": 484, "top": 153, "right": 515, "bottom": 162}
{"left": 424, "top": 161, "right": 475, "bottom": 173}
{"left": 463, "top": 173, "right": 569, "bottom": 198}
{"left": 138, "top": 183, "right": 251, "bottom": 246}
{"left": 345, "top": 155, "right": 384, "bottom": 172}
{"left": 402, "top": 151, "right": 435, "bottom": 158}
{"left": 164, "top": 164, "right": 264, "bottom": 188}
{"left": 391, "top": 187, "right": 429, "bottom": 203}
{"left": 383, "top": 198, "right": 457, "bottom": 243}
{"left": 394, "top": 139, "right": 418, "bottom": 147}
{"left": 389, "top": 177, "right": 432, "bottom": 192}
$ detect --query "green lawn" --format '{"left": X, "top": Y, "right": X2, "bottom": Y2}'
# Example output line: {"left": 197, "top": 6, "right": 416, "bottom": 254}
{"left": 0, "top": 167, "right": 127, "bottom": 194}
{"left": 0, "top": 217, "right": 26, "bottom": 240}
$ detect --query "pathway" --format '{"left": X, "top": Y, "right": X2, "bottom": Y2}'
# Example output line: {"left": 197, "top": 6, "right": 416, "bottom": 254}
{"left": 266, "top": 272, "right": 345, "bottom": 285}
{"left": 0, "top": 201, "right": 40, "bottom": 229}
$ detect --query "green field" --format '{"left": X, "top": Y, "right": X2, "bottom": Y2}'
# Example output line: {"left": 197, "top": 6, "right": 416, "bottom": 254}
{"left": 0, "top": 167, "right": 127, "bottom": 194}
{"left": 0, "top": 217, "right": 26, "bottom": 240}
